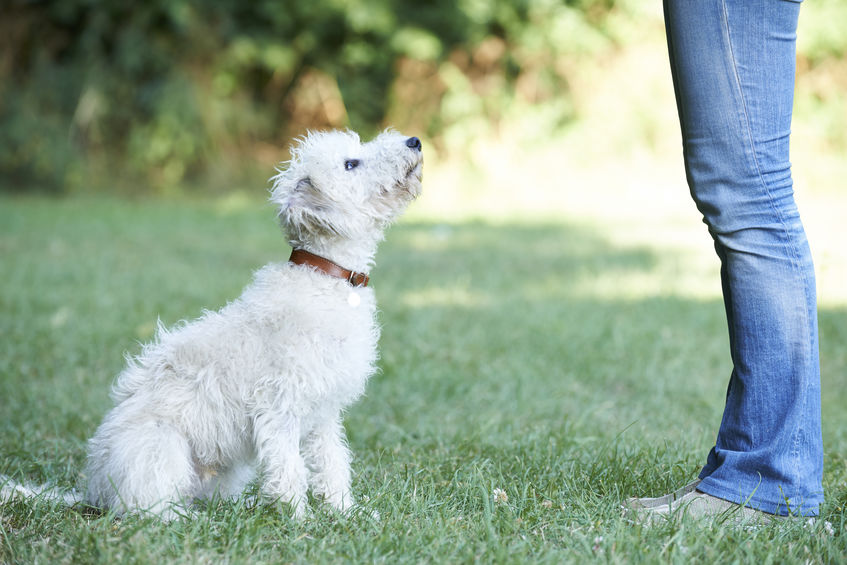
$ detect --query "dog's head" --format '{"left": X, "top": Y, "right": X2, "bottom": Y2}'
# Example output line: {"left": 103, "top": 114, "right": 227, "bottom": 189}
{"left": 271, "top": 130, "right": 423, "bottom": 244}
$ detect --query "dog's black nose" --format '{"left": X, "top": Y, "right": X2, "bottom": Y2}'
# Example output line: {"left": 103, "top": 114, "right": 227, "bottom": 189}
{"left": 405, "top": 137, "right": 422, "bottom": 151}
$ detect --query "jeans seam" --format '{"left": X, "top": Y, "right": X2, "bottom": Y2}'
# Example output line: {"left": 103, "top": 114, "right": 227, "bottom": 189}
{"left": 720, "top": 0, "right": 811, "bottom": 491}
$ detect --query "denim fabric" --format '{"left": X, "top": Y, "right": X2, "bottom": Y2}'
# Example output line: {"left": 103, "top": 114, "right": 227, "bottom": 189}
{"left": 663, "top": 0, "right": 823, "bottom": 516}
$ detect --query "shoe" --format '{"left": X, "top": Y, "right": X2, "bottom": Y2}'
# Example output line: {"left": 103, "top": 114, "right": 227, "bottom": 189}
{"left": 624, "top": 479, "right": 702, "bottom": 510}
{"left": 623, "top": 479, "right": 784, "bottom": 525}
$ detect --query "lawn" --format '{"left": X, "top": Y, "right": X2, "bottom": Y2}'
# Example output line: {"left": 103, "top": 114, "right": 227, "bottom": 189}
{"left": 1, "top": 191, "right": 845, "bottom": 563}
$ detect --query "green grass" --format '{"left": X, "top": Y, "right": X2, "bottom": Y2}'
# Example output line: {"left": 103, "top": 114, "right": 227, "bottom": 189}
{"left": 1, "top": 195, "right": 846, "bottom": 564}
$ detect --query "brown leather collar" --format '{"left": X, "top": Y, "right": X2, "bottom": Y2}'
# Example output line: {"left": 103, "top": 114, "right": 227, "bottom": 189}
{"left": 288, "top": 249, "right": 369, "bottom": 287}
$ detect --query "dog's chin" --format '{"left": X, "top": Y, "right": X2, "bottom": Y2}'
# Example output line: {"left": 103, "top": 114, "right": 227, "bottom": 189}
{"left": 396, "top": 162, "right": 423, "bottom": 197}
{"left": 406, "top": 161, "right": 422, "bottom": 180}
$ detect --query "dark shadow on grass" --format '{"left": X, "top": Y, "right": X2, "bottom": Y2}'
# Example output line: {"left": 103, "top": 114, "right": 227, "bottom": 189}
{"left": 373, "top": 220, "right": 659, "bottom": 296}
{"left": 359, "top": 220, "right": 847, "bottom": 489}
{"left": 367, "top": 220, "right": 722, "bottom": 431}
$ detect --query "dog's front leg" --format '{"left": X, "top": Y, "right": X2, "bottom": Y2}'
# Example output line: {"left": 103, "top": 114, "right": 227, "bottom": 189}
{"left": 253, "top": 410, "right": 308, "bottom": 517}
{"left": 303, "top": 414, "right": 354, "bottom": 512}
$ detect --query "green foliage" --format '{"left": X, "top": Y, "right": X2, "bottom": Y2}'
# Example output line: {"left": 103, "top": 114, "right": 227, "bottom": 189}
{"left": 0, "top": 0, "right": 623, "bottom": 193}
{"left": 1, "top": 1, "right": 844, "bottom": 194}
{"left": 795, "top": 0, "right": 847, "bottom": 154}
{"left": 797, "top": 0, "right": 847, "bottom": 63}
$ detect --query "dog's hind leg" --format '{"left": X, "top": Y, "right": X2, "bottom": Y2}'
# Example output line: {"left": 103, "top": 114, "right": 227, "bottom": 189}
{"left": 85, "top": 411, "right": 199, "bottom": 520}
{"left": 303, "top": 413, "right": 353, "bottom": 512}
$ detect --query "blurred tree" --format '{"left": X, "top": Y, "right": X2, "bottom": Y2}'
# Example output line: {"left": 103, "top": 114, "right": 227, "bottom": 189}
{"left": 0, "top": 0, "right": 625, "bottom": 192}
{"left": 1, "top": 0, "right": 841, "bottom": 193}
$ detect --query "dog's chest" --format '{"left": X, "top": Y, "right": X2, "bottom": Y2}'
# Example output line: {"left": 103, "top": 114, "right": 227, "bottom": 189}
{"left": 312, "top": 288, "right": 377, "bottom": 372}
{"left": 255, "top": 279, "right": 378, "bottom": 401}
{"left": 241, "top": 265, "right": 381, "bottom": 405}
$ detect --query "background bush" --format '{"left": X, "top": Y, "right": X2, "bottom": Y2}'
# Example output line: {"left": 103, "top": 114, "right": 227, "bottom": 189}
{"left": 0, "top": 0, "right": 844, "bottom": 194}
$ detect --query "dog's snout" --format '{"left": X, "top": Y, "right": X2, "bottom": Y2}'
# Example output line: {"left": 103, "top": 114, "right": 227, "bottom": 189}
{"left": 405, "top": 137, "right": 422, "bottom": 151}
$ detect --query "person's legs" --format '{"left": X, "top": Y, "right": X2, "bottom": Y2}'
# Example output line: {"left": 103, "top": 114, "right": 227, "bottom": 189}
{"left": 662, "top": 0, "right": 822, "bottom": 516}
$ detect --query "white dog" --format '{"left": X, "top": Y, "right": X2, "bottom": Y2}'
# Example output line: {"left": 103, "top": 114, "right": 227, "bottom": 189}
{"left": 2, "top": 130, "right": 422, "bottom": 520}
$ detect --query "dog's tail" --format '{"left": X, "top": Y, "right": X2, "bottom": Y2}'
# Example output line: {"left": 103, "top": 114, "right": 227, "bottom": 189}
{"left": 0, "top": 474, "right": 83, "bottom": 506}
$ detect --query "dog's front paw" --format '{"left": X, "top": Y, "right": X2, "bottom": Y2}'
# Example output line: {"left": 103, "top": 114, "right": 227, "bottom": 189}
{"left": 359, "top": 506, "right": 380, "bottom": 522}
{"left": 262, "top": 487, "right": 309, "bottom": 519}
{"left": 325, "top": 494, "right": 379, "bottom": 521}
{"left": 278, "top": 495, "right": 310, "bottom": 519}
{"left": 319, "top": 490, "right": 354, "bottom": 513}
{"left": 350, "top": 501, "right": 380, "bottom": 522}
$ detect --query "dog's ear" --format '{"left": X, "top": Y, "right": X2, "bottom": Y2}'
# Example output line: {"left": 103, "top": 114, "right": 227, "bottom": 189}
{"left": 271, "top": 167, "right": 310, "bottom": 208}
{"left": 272, "top": 174, "right": 331, "bottom": 223}
{"left": 286, "top": 177, "right": 316, "bottom": 212}
{"left": 294, "top": 177, "right": 313, "bottom": 194}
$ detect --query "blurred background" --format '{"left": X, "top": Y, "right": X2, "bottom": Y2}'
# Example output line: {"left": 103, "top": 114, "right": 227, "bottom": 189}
{"left": 1, "top": 0, "right": 845, "bottom": 301}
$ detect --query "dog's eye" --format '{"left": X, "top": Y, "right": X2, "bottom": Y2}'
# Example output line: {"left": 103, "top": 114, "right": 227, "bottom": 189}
{"left": 344, "top": 159, "right": 360, "bottom": 171}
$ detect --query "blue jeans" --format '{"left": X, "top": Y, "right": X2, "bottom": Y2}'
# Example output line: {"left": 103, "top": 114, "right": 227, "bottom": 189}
{"left": 664, "top": 0, "right": 823, "bottom": 516}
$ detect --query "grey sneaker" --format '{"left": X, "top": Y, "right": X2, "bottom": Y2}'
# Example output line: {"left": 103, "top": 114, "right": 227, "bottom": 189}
{"left": 623, "top": 479, "right": 784, "bottom": 525}
{"left": 624, "top": 479, "right": 703, "bottom": 510}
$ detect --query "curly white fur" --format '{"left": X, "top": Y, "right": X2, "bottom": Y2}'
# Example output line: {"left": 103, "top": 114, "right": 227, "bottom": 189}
{"left": 3, "top": 130, "right": 422, "bottom": 520}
